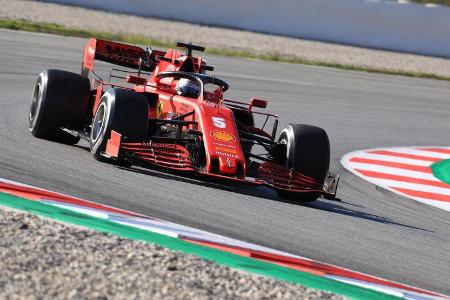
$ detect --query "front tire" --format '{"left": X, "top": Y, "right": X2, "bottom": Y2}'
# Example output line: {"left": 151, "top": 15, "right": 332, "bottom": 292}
{"left": 29, "top": 69, "right": 90, "bottom": 144}
{"left": 276, "top": 124, "right": 330, "bottom": 202}
{"left": 90, "top": 88, "right": 149, "bottom": 162}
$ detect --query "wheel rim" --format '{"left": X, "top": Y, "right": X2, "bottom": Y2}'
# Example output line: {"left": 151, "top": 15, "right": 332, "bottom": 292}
{"left": 91, "top": 102, "right": 106, "bottom": 143}
{"left": 278, "top": 132, "right": 290, "bottom": 168}
{"left": 29, "top": 80, "right": 42, "bottom": 122}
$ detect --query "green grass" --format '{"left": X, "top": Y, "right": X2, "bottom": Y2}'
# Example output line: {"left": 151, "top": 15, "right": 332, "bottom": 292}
{"left": 1, "top": 18, "right": 450, "bottom": 81}
{"left": 408, "top": 0, "right": 450, "bottom": 6}
{"left": 0, "top": 19, "right": 174, "bottom": 48}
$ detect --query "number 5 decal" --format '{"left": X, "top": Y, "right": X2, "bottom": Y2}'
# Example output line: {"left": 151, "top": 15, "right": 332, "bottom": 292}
{"left": 212, "top": 117, "right": 226, "bottom": 128}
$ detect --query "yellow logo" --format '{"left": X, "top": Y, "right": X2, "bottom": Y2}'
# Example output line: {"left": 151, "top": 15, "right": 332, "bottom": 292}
{"left": 216, "top": 147, "right": 237, "bottom": 154}
{"left": 211, "top": 131, "right": 236, "bottom": 143}
{"left": 156, "top": 102, "right": 164, "bottom": 118}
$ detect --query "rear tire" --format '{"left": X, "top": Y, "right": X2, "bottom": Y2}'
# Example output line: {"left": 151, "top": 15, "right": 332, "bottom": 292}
{"left": 90, "top": 88, "right": 149, "bottom": 162}
{"left": 29, "top": 69, "right": 90, "bottom": 144}
{"left": 276, "top": 124, "right": 330, "bottom": 202}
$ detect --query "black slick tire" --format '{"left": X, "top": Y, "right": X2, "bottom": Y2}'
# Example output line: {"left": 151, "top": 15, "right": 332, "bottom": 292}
{"left": 29, "top": 69, "right": 90, "bottom": 144}
{"left": 276, "top": 124, "right": 330, "bottom": 202}
{"left": 90, "top": 88, "right": 149, "bottom": 162}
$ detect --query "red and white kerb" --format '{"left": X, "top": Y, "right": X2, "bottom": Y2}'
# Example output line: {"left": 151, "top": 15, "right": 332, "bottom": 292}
{"left": 341, "top": 147, "right": 450, "bottom": 212}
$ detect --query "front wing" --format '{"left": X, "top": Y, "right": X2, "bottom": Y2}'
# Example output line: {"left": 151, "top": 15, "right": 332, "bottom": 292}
{"left": 104, "top": 131, "right": 339, "bottom": 200}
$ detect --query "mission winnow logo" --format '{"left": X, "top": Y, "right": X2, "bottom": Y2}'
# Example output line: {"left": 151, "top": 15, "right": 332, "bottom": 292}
{"left": 341, "top": 147, "right": 450, "bottom": 212}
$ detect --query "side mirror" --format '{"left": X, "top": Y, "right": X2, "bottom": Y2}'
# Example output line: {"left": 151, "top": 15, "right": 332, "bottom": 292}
{"left": 249, "top": 98, "right": 267, "bottom": 110}
{"left": 126, "top": 74, "right": 147, "bottom": 85}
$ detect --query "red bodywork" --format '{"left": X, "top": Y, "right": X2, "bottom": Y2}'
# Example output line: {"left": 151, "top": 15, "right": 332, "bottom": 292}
{"left": 82, "top": 38, "right": 337, "bottom": 198}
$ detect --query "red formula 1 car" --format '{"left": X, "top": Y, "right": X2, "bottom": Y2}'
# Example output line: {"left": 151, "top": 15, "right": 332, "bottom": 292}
{"left": 29, "top": 39, "right": 338, "bottom": 202}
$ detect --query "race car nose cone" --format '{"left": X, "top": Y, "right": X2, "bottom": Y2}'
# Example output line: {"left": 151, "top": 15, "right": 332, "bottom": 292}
{"left": 218, "top": 156, "right": 237, "bottom": 175}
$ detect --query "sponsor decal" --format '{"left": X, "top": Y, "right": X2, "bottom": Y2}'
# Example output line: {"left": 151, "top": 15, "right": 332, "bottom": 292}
{"left": 152, "top": 143, "right": 178, "bottom": 149}
{"left": 210, "top": 131, "right": 236, "bottom": 143}
{"left": 213, "top": 142, "right": 236, "bottom": 148}
{"left": 157, "top": 101, "right": 164, "bottom": 118}
{"left": 212, "top": 117, "right": 226, "bottom": 128}
{"left": 142, "top": 142, "right": 178, "bottom": 149}
{"left": 215, "top": 151, "right": 238, "bottom": 158}
{"left": 104, "top": 45, "right": 142, "bottom": 60}
{"left": 215, "top": 147, "right": 237, "bottom": 154}
{"left": 226, "top": 158, "right": 231, "bottom": 168}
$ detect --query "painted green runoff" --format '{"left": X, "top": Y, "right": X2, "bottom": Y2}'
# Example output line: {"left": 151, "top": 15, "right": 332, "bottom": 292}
{"left": 0, "top": 192, "right": 402, "bottom": 300}
{"left": 1, "top": 18, "right": 450, "bottom": 82}
{"left": 431, "top": 159, "right": 450, "bottom": 184}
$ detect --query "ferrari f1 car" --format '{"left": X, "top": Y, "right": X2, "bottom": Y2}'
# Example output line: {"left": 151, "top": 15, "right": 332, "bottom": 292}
{"left": 29, "top": 39, "right": 339, "bottom": 202}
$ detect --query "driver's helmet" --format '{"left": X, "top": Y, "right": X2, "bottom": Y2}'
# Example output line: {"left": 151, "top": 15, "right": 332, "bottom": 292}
{"left": 176, "top": 78, "right": 200, "bottom": 98}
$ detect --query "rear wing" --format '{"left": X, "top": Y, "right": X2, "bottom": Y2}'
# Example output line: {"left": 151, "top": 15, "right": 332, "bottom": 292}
{"left": 81, "top": 38, "right": 166, "bottom": 77}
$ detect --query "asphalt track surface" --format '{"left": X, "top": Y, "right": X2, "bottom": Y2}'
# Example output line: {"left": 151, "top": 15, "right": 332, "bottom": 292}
{"left": 1, "top": 29, "right": 449, "bottom": 295}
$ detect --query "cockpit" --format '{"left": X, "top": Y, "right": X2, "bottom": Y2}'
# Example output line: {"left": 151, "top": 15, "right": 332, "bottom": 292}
{"left": 155, "top": 71, "right": 229, "bottom": 102}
